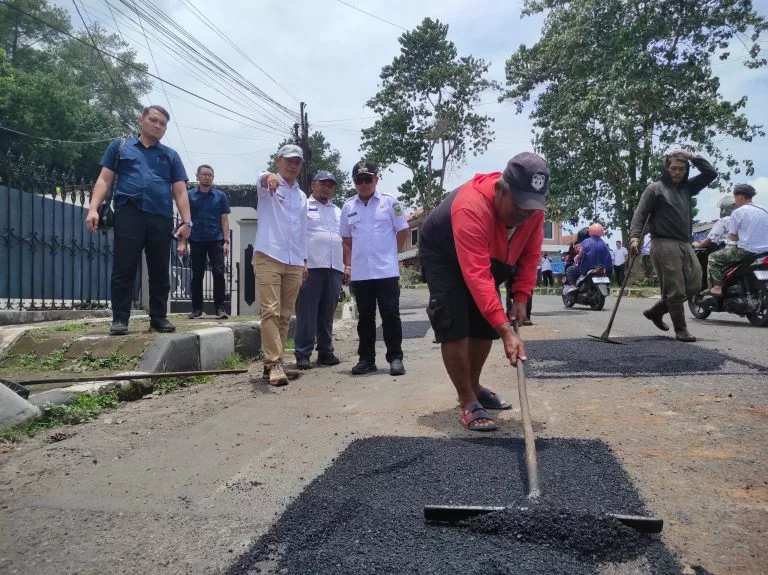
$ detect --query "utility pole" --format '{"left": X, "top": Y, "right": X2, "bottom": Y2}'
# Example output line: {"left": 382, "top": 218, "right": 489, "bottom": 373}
{"left": 298, "top": 102, "right": 312, "bottom": 192}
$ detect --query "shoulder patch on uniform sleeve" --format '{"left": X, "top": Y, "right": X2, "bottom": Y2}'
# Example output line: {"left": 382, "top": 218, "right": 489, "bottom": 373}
{"left": 393, "top": 202, "right": 403, "bottom": 217}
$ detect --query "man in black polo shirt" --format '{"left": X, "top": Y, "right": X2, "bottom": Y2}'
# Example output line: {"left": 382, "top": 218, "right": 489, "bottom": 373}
{"left": 86, "top": 105, "right": 191, "bottom": 335}
{"left": 186, "top": 164, "right": 231, "bottom": 319}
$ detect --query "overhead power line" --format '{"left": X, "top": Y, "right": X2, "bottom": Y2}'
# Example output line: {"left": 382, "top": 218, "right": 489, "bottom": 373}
{"left": 0, "top": 0, "right": 289, "bottom": 136}
{"left": 71, "top": 0, "right": 133, "bottom": 125}
{"left": 0, "top": 124, "right": 119, "bottom": 144}
{"left": 129, "top": 0, "right": 191, "bottom": 166}
{"left": 178, "top": 0, "right": 301, "bottom": 105}
{"left": 334, "top": 0, "right": 407, "bottom": 31}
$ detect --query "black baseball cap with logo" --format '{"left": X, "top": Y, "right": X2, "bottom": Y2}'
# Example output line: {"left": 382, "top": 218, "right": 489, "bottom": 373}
{"left": 502, "top": 152, "right": 550, "bottom": 211}
{"left": 352, "top": 159, "right": 379, "bottom": 179}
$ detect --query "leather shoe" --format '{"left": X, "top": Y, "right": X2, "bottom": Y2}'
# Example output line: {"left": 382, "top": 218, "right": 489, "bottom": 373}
{"left": 188, "top": 310, "right": 203, "bottom": 319}
{"left": 351, "top": 359, "right": 377, "bottom": 375}
{"left": 389, "top": 358, "right": 406, "bottom": 376}
{"left": 296, "top": 357, "right": 313, "bottom": 370}
{"left": 316, "top": 353, "right": 340, "bottom": 366}
{"left": 214, "top": 308, "right": 229, "bottom": 319}
{"left": 150, "top": 318, "right": 176, "bottom": 333}
{"left": 109, "top": 320, "right": 128, "bottom": 336}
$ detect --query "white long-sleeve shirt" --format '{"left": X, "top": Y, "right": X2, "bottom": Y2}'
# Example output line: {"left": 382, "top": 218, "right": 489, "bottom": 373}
{"left": 306, "top": 195, "right": 343, "bottom": 271}
{"left": 254, "top": 173, "right": 307, "bottom": 265}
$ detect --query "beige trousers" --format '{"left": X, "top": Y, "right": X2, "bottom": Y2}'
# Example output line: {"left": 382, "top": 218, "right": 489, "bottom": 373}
{"left": 253, "top": 251, "right": 304, "bottom": 366}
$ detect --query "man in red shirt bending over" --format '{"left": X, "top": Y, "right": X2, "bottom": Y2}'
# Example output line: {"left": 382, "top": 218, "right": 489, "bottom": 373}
{"left": 419, "top": 153, "right": 548, "bottom": 432}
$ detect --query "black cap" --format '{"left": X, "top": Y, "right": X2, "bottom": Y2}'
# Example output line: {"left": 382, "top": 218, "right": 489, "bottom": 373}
{"left": 352, "top": 159, "right": 378, "bottom": 178}
{"left": 733, "top": 183, "right": 756, "bottom": 198}
{"left": 502, "top": 152, "right": 549, "bottom": 211}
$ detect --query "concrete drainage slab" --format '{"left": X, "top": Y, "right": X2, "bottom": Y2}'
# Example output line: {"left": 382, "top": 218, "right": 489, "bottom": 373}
{"left": 226, "top": 437, "right": 681, "bottom": 575}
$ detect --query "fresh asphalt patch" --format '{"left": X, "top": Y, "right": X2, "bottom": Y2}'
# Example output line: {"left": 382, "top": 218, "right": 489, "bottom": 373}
{"left": 377, "top": 320, "right": 432, "bottom": 340}
{"left": 226, "top": 437, "right": 681, "bottom": 575}
{"left": 524, "top": 337, "right": 767, "bottom": 378}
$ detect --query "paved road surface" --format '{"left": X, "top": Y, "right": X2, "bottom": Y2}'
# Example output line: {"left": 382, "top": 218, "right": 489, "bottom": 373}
{"left": 1, "top": 291, "right": 766, "bottom": 574}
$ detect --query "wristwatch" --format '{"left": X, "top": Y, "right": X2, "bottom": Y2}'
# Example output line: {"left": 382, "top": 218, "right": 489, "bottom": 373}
{"left": 182, "top": 221, "right": 193, "bottom": 228}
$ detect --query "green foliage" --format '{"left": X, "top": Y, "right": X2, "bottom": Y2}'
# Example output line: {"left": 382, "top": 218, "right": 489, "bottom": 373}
{"left": 38, "top": 349, "right": 65, "bottom": 370}
{"left": 13, "top": 353, "right": 37, "bottom": 368}
{"left": 0, "top": 391, "right": 119, "bottom": 442}
{"left": 361, "top": 18, "right": 498, "bottom": 214}
{"left": 153, "top": 375, "right": 211, "bottom": 395}
{"left": 221, "top": 353, "right": 247, "bottom": 369}
{"left": 267, "top": 131, "right": 352, "bottom": 207}
{"left": 67, "top": 351, "right": 137, "bottom": 373}
{"left": 53, "top": 322, "right": 84, "bottom": 332}
{"left": 0, "top": 1, "right": 152, "bottom": 174}
{"left": 503, "top": 0, "right": 766, "bottom": 242}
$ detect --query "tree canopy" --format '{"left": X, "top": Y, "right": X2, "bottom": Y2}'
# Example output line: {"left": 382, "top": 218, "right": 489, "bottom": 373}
{"left": 0, "top": 0, "right": 151, "bottom": 174}
{"left": 361, "top": 17, "right": 498, "bottom": 214}
{"left": 503, "top": 0, "right": 767, "bottom": 240}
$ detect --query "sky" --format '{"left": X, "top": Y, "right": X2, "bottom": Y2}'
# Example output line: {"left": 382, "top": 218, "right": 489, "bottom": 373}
{"left": 65, "top": 0, "right": 768, "bottom": 227}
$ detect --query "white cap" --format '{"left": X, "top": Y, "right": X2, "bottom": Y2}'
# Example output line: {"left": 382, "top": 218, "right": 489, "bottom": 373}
{"left": 277, "top": 144, "right": 303, "bottom": 159}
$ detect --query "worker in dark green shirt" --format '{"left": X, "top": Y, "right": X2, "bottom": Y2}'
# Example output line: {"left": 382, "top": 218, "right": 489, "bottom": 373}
{"left": 629, "top": 150, "right": 717, "bottom": 342}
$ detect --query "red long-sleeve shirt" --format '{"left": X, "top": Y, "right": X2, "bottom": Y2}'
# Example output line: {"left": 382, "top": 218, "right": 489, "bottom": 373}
{"left": 451, "top": 173, "right": 544, "bottom": 328}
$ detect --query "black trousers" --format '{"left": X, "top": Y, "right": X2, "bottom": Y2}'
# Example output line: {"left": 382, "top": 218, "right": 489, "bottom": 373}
{"left": 614, "top": 264, "right": 625, "bottom": 286}
{"left": 351, "top": 277, "right": 402, "bottom": 363}
{"left": 189, "top": 240, "right": 226, "bottom": 310}
{"left": 541, "top": 270, "right": 554, "bottom": 286}
{"left": 112, "top": 202, "right": 172, "bottom": 323}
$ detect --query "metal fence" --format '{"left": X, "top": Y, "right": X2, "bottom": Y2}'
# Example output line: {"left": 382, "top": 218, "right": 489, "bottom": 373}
{"left": 0, "top": 152, "right": 141, "bottom": 311}
{"left": 1, "top": 152, "right": 234, "bottom": 314}
{"left": 169, "top": 216, "right": 234, "bottom": 315}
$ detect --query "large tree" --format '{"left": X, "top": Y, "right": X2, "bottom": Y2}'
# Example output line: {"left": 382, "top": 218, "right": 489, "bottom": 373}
{"left": 361, "top": 17, "right": 497, "bottom": 214}
{"left": 267, "top": 130, "right": 351, "bottom": 207}
{"left": 0, "top": 1, "right": 151, "bottom": 174}
{"left": 503, "top": 0, "right": 767, "bottom": 241}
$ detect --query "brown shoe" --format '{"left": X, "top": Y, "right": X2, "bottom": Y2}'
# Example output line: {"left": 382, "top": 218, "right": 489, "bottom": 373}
{"left": 268, "top": 364, "right": 289, "bottom": 386}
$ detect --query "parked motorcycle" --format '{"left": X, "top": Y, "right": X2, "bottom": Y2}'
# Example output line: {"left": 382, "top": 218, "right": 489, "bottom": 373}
{"left": 562, "top": 266, "right": 610, "bottom": 311}
{"left": 689, "top": 248, "right": 768, "bottom": 326}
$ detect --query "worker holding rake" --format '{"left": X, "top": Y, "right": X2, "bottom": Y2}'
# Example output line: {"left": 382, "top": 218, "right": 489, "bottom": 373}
{"left": 419, "top": 153, "right": 548, "bottom": 432}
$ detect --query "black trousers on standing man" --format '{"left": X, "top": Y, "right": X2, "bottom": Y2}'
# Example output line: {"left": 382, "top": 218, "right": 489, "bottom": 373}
{"left": 189, "top": 240, "right": 226, "bottom": 311}
{"left": 111, "top": 202, "right": 172, "bottom": 323}
{"left": 351, "top": 277, "right": 403, "bottom": 364}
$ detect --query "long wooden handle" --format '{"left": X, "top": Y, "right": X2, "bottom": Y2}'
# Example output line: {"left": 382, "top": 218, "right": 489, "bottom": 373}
{"left": 601, "top": 252, "right": 638, "bottom": 337}
{"left": 513, "top": 321, "right": 540, "bottom": 499}
{"left": 17, "top": 369, "right": 248, "bottom": 386}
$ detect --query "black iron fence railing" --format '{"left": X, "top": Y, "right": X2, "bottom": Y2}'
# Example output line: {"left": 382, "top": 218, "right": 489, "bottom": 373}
{"left": 0, "top": 152, "right": 234, "bottom": 315}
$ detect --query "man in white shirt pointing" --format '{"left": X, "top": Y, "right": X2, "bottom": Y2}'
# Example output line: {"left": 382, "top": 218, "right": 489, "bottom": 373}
{"left": 294, "top": 171, "right": 344, "bottom": 370}
{"left": 254, "top": 144, "right": 308, "bottom": 386}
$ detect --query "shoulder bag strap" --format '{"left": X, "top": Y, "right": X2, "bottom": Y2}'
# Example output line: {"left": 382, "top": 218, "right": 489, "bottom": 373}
{"left": 106, "top": 137, "right": 126, "bottom": 205}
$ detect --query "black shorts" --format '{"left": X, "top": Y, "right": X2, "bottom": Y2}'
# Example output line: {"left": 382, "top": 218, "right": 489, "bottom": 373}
{"left": 421, "top": 245, "right": 499, "bottom": 343}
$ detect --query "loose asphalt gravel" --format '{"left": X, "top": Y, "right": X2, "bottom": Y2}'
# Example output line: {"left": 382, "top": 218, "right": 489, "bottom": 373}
{"left": 226, "top": 437, "right": 682, "bottom": 575}
{"left": 524, "top": 336, "right": 768, "bottom": 378}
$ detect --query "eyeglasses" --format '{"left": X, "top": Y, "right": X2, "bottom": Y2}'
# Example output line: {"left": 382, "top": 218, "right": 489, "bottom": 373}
{"left": 354, "top": 175, "right": 374, "bottom": 185}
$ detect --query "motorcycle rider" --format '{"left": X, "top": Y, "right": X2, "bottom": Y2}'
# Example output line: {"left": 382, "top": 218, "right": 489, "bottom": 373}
{"left": 692, "top": 196, "right": 737, "bottom": 251}
{"left": 708, "top": 184, "right": 768, "bottom": 297}
{"left": 564, "top": 223, "right": 613, "bottom": 292}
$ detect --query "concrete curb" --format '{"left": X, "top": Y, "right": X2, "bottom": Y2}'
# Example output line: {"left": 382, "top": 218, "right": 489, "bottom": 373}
{"left": 0, "top": 309, "right": 112, "bottom": 327}
{"left": 0, "top": 383, "right": 41, "bottom": 428}
{"left": 2, "top": 315, "right": 301, "bottom": 423}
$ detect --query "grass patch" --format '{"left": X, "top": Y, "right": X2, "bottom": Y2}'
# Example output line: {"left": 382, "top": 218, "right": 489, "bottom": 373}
{"left": 53, "top": 322, "right": 86, "bottom": 332}
{"left": 0, "top": 392, "right": 119, "bottom": 443}
{"left": 13, "top": 353, "right": 38, "bottom": 368}
{"left": 66, "top": 351, "right": 137, "bottom": 373}
{"left": 285, "top": 338, "right": 295, "bottom": 350}
{"left": 221, "top": 353, "right": 247, "bottom": 369}
{"left": 39, "top": 349, "right": 66, "bottom": 370}
{"left": 153, "top": 375, "right": 212, "bottom": 396}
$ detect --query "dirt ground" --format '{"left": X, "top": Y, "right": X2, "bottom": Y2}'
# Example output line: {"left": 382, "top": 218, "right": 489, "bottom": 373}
{"left": 0, "top": 292, "right": 766, "bottom": 574}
